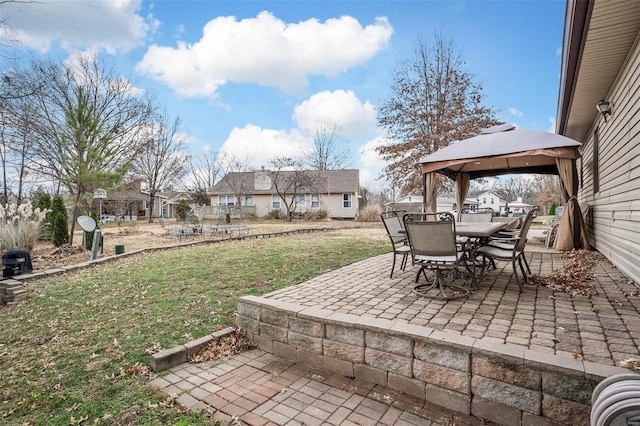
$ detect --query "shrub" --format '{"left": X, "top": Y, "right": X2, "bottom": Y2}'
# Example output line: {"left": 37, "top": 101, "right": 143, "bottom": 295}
{"left": 549, "top": 201, "right": 557, "bottom": 216}
{"left": 304, "top": 209, "right": 328, "bottom": 221}
{"left": 175, "top": 200, "right": 191, "bottom": 220}
{"left": 266, "top": 209, "right": 281, "bottom": 220}
{"left": 0, "top": 201, "right": 49, "bottom": 251}
{"left": 358, "top": 204, "right": 382, "bottom": 222}
{"left": 33, "top": 193, "right": 53, "bottom": 241}
{"left": 51, "top": 195, "right": 69, "bottom": 247}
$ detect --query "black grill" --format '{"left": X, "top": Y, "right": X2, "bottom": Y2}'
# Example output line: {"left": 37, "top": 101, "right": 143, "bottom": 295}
{"left": 2, "top": 248, "right": 33, "bottom": 278}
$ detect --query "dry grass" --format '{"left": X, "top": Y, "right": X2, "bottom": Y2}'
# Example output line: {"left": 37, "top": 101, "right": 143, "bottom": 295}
{"left": 1, "top": 221, "right": 389, "bottom": 425}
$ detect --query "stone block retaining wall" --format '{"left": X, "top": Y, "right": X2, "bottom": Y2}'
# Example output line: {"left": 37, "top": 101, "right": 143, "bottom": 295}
{"left": 0, "top": 279, "right": 28, "bottom": 305}
{"left": 237, "top": 295, "right": 629, "bottom": 426}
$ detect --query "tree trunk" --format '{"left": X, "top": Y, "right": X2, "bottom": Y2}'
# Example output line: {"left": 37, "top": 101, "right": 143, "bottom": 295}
{"left": 148, "top": 192, "right": 155, "bottom": 223}
{"left": 69, "top": 186, "right": 83, "bottom": 245}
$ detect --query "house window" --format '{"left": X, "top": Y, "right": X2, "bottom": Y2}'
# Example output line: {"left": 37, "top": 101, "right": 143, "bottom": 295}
{"left": 343, "top": 193, "right": 352, "bottom": 208}
{"left": 491, "top": 198, "right": 494, "bottom": 205}
{"left": 244, "top": 196, "right": 253, "bottom": 207}
{"left": 311, "top": 194, "right": 320, "bottom": 208}
{"left": 272, "top": 195, "right": 280, "bottom": 209}
{"left": 483, "top": 197, "right": 486, "bottom": 204}
{"left": 294, "top": 194, "right": 305, "bottom": 206}
{"left": 218, "top": 195, "right": 236, "bottom": 206}
{"left": 593, "top": 128, "right": 600, "bottom": 193}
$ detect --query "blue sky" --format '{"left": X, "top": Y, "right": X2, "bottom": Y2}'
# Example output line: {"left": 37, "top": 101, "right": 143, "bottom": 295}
{"left": 3, "top": 0, "right": 565, "bottom": 188}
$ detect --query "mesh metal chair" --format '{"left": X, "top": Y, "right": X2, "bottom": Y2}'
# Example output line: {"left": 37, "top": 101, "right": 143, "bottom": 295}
{"left": 460, "top": 207, "right": 494, "bottom": 223}
{"left": 403, "top": 212, "right": 471, "bottom": 300}
{"left": 380, "top": 211, "right": 410, "bottom": 278}
{"left": 475, "top": 207, "right": 539, "bottom": 291}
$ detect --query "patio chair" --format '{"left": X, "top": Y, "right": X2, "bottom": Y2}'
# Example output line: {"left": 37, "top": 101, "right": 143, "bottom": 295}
{"left": 460, "top": 207, "right": 494, "bottom": 223}
{"left": 169, "top": 227, "right": 183, "bottom": 240}
{"left": 380, "top": 211, "right": 410, "bottom": 278}
{"left": 475, "top": 207, "right": 539, "bottom": 291}
{"left": 403, "top": 212, "right": 471, "bottom": 300}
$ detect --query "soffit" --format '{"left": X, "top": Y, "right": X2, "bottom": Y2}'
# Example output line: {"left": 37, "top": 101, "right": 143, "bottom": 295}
{"left": 563, "top": 0, "right": 640, "bottom": 141}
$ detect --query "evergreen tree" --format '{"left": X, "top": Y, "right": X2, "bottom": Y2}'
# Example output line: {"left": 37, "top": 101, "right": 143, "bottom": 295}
{"left": 175, "top": 200, "right": 191, "bottom": 220}
{"left": 51, "top": 195, "right": 69, "bottom": 247}
{"left": 33, "top": 193, "right": 53, "bottom": 241}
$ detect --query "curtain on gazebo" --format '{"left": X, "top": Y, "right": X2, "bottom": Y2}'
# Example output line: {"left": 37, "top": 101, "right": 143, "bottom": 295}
{"left": 554, "top": 158, "right": 589, "bottom": 250}
{"left": 455, "top": 173, "right": 470, "bottom": 221}
{"left": 424, "top": 172, "right": 437, "bottom": 213}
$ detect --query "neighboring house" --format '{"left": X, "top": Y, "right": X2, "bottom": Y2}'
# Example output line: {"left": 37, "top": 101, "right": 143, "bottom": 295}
{"left": 385, "top": 195, "right": 425, "bottom": 213}
{"left": 95, "top": 179, "right": 170, "bottom": 221}
{"left": 558, "top": 1, "right": 640, "bottom": 284}
{"left": 209, "top": 169, "right": 360, "bottom": 219}
{"left": 471, "top": 190, "right": 505, "bottom": 214}
{"left": 437, "top": 195, "right": 479, "bottom": 212}
{"left": 156, "top": 191, "right": 196, "bottom": 219}
{"left": 94, "top": 179, "right": 147, "bottom": 221}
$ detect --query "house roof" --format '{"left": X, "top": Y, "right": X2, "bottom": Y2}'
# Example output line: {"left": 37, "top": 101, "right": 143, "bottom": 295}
{"left": 210, "top": 169, "right": 360, "bottom": 195}
{"left": 557, "top": 0, "right": 640, "bottom": 140}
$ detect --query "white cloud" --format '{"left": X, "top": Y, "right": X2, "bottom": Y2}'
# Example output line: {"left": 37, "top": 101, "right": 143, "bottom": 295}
{"left": 218, "top": 124, "right": 311, "bottom": 169}
{"left": 136, "top": 11, "right": 393, "bottom": 97}
{"left": 358, "top": 136, "right": 387, "bottom": 169}
{"left": 548, "top": 116, "right": 556, "bottom": 133}
{"left": 293, "top": 90, "right": 378, "bottom": 138}
{"left": 509, "top": 107, "right": 524, "bottom": 117}
{"left": 2, "top": 0, "right": 157, "bottom": 54}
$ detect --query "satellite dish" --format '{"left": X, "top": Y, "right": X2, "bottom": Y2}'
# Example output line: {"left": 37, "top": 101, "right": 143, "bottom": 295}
{"left": 77, "top": 215, "right": 96, "bottom": 232}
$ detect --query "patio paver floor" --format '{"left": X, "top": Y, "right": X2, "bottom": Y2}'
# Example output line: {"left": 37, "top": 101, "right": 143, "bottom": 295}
{"left": 151, "top": 348, "right": 484, "bottom": 425}
{"left": 153, "top": 234, "right": 640, "bottom": 424}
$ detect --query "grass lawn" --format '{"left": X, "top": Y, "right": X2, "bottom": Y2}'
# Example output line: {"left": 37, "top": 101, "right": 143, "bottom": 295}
{"left": 0, "top": 229, "right": 388, "bottom": 425}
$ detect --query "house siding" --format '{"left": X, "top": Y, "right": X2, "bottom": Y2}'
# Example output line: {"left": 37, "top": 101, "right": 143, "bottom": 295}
{"left": 577, "top": 32, "right": 640, "bottom": 285}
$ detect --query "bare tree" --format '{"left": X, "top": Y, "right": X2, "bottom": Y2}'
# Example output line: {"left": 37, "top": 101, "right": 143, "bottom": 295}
{"left": 24, "top": 54, "right": 157, "bottom": 243}
{"left": 492, "top": 175, "right": 555, "bottom": 207}
{"left": 186, "top": 149, "right": 220, "bottom": 206}
{"left": 303, "top": 122, "right": 350, "bottom": 170}
{"left": 269, "top": 157, "right": 325, "bottom": 221}
{"left": 132, "top": 114, "right": 190, "bottom": 222}
{"left": 532, "top": 174, "right": 561, "bottom": 212}
{"left": 217, "top": 153, "right": 253, "bottom": 219}
{"left": 376, "top": 33, "right": 501, "bottom": 196}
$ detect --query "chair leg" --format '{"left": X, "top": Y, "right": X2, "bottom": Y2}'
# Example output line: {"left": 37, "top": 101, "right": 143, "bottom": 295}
{"left": 390, "top": 252, "right": 397, "bottom": 278}
{"left": 522, "top": 253, "right": 531, "bottom": 275}
{"left": 413, "top": 268, "right": 469, "bottom": 300}
{"left": 517, "top": 255, "right": 529, "bottom": 284}
{"left": 512, "top": 257, "right": 523, "bottom": 291}
{"left": 400, "top": 253, "right": 408, "bottom": 271}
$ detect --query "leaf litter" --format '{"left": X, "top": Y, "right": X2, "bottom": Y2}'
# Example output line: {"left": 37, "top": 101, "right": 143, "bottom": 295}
{"left": 188, "top": 328, "right": 256, "bottom": 363}
{"left": 529, "top": 249, "right": 599, "bottom": 297}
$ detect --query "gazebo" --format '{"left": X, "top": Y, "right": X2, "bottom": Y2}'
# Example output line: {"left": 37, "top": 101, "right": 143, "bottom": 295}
{"left": 418, "top": 124, "right": 589, "bottom": 250}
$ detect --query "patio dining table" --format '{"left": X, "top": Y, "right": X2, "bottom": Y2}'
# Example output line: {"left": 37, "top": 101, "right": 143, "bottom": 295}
{"left": 455, "top": 221, "right": 508, "bottom": 239}
{"left": 455, "top": 221, "right": 510, "bottom": 288}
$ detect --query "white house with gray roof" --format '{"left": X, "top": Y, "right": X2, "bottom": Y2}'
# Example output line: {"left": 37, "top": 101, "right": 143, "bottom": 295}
{"left": 209, "top": 169, "right": 360, "bottom": 219}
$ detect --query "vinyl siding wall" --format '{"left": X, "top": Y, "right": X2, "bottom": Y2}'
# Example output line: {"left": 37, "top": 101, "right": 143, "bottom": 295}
{"left": 577, "top": 32, "right": 640, "bottom": 285}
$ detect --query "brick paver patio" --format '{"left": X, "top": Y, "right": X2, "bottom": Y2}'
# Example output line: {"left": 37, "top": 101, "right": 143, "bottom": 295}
{"left": 151, "top": 348, "right": 485, "bottom": 425}
{"left": 152, "top": 236, "right": 640, "bottom": 425}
